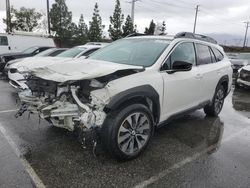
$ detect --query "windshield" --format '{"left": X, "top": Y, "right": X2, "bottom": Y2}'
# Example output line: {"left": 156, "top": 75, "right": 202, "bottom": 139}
{"left": 22, "top": 46, "right": 38, "bottom": 54}
{"left": 89, "top": 38, "right": 170, "bottom": 67}
{"left": 35, "top": 48, "right": 55, "bottom": 57}
{"left": 56, "top": 47, "right": 86, "bottom": 58}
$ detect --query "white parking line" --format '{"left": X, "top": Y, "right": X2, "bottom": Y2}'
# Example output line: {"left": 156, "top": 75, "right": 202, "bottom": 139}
{"left": 134, "top": 124, "right": 250, "bottom": 188}
{"left": 0, "top": 124, "right": 46, "bottom": 188}
{"left": 0, "top": 109, "right": 18, "bottom": 114}
{"left": 133, "top": 145, "right": 217, "bottom": 188}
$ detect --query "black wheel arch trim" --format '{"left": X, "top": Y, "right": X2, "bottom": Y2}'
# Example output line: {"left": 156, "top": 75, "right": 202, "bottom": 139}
{"left": 217, "top": 75, "right": 230, "bottom": 97}
{"left": 104, "top": 85, "right": 160, "bottom": 124}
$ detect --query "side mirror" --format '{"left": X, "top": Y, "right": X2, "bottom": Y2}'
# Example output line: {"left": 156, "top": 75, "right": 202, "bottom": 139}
{"left": 168, "top": 61, "right": 193, "bottom": 74}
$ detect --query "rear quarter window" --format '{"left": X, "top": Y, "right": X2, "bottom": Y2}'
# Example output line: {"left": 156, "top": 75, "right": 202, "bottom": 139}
{"left": 212, "top": 47, "right": 224, "bottom": 62}
{"left": 196, "top": 44, "right": 213, "bottom": 65}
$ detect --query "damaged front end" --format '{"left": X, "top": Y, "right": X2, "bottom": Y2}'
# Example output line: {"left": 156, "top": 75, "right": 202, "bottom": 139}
{"left": 17, "top": 76, "right": 110, "bottom": 132}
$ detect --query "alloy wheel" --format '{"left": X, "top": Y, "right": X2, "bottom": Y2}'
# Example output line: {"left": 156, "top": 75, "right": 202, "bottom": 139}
{"left": 117, "top": 112, "right": 151, "bottom": 155}
{"left": 214, "top": 88, "right": 224, "bottom": 114}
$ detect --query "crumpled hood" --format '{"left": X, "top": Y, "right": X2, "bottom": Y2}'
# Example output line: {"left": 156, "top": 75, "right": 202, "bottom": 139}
{"left": 29, "top": 58, "right": 143, "bottom": 83}
{"left": 15, "top": 57, "right": 72, "bottom": 71}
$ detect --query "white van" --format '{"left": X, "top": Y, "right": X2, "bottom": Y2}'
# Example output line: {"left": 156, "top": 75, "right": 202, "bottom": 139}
{"left": 0, "top": 32, "right": 55, "bottom": 54}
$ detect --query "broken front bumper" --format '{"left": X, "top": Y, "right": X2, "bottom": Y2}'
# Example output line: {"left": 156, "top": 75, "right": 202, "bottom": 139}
{"left": 18, "top": 88, "right": 107, "bottom": 131}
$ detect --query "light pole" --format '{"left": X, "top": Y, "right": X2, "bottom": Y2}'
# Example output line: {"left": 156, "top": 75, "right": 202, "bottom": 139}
{"left": 193, "top": 5, "right": 200, "bottom": 34}
{"left": 130, "top": 0, "right": 139, "bottom": 26}
{"left": 5, "top": 0, "right": 11, "bottom": 32}
{"left": 243, "top": 21, "right": 250, "bottom": 47}
{"left": 46, "top": 0, "right": 51, "bottom": 35}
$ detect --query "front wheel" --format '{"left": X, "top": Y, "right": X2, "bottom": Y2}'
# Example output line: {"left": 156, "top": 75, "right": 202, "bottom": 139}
{"left": 204, "top": 85, "right": 225, "bottom": 116}
{"left": 100, "top": 104, "right": 154, "bottom": 161}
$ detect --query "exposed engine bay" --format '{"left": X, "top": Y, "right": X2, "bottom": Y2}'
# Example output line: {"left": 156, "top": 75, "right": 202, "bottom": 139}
{"left": 17, "top": 69, "right": 142, "bottom": 132}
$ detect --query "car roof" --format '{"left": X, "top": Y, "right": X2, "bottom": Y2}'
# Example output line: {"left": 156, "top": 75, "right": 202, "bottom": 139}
{"left": 125, "top": 34, "right": 221, "bottom": 49}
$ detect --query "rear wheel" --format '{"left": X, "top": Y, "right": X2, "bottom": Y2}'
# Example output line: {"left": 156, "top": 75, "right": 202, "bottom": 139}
{"left": 100, "top": 104, "right": 153, "bottom": 161}
{"left": 204, "top": 85, "right": 225, "bottom": 116}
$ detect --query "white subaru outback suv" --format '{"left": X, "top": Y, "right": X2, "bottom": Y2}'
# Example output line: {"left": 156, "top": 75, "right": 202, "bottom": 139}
{"left": 17, "top": 32, "right": 232, "bottom": 160}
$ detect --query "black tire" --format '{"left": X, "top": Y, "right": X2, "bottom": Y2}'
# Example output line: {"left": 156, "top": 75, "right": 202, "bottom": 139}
{"left": 100, "top": 103, "right": 154, "bottom": 161}
{"left": 204, "top": 85, "right": 225, "bottom": 117}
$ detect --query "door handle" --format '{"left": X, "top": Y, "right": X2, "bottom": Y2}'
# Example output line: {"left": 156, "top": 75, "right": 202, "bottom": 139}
{"left": 8, "top": 46, "right": 11, "bottom": 50}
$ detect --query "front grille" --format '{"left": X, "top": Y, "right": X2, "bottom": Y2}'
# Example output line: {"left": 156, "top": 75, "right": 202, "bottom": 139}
{"left": 240, "top": 69, "right": 250, "bottom": 82}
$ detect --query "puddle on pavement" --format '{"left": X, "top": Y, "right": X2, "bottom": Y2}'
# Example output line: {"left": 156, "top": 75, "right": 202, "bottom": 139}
{"left": 232, "top": 88, "right": 250, "bottom": 113}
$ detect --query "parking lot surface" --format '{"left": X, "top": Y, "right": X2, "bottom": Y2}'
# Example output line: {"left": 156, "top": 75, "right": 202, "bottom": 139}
{"left": 0, "top": 79, "right": 249, "bottom": 188}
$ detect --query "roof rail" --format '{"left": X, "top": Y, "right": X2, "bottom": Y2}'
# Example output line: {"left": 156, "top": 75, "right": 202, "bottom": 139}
{"left": 174, "top": 32, "right": 217, "bottom": 44}
{"left": 126, "top": 33, "right": 148, "bottom": 38}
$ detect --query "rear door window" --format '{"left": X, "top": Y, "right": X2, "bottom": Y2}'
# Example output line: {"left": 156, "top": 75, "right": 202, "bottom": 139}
{"left": 0, "top": 36, "right": 8, "bottom": 46}
{"left": 196, "top": 44, "right": 213, "bottom": 65}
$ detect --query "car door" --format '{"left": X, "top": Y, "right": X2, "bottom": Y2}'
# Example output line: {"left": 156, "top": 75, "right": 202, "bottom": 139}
{"left": 160, "top": 42, "right": 203, "bottom": 121}
{"left": 195, "top": 43, "right": 220, "bottom": 102}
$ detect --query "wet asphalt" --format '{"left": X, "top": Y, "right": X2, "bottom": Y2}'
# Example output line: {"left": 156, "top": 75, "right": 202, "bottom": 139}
{"left": 0, "top": 79, "right": 249, "bottom": 188}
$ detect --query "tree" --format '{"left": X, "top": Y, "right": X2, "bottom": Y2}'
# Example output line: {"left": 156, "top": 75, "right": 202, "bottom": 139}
{"left": 50, "top": 0, "right": 74, "bottom": 39}
{"left": 88, "top": 3, "right": 103, "bottom": 42}
{"left": 3, "top": 6, "right": 42, "bottom": 32}
{"left": 108, "top": 0, "right": 124, "bottom": 40}
{"left": 77, "top": 14, "right": 88, "bottom": 43}
{"left": 154, "top": 21, "right": 167, "bottom": 35}
{"left": 122, "top": 15, "right": 134, "bottom": 37}
{"left": 36, "top": 12, "right": 48, "bottom": 33}
{"left": 160, "top": 21, "right": 166, "bottom": 35}
{"left": 144, "top": 20, "right": 156, "bottom": 35}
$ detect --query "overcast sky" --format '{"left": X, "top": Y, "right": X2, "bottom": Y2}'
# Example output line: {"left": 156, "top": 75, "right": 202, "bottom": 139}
{"left": 0, "top": 0, "right": 250, "bottom": 42}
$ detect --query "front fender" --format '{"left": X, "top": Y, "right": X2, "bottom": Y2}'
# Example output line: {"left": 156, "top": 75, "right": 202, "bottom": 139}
{"left": 104, "top": 85, "right": 160, "bottom": 122}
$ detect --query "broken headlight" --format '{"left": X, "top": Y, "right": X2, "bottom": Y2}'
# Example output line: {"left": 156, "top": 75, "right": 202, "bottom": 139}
{"left": 89, "top": 79, "right": 105, "bottom": 88}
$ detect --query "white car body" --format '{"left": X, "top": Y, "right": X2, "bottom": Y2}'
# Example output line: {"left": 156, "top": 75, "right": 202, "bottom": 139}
{"left": 17, "top": 34, "right": 233, "bottom": 159}
{"left": 19, "top": 35, "right": 232, "bottom": 127}
{"left": 8, "top": 44, "right": 107, "bottom": 89}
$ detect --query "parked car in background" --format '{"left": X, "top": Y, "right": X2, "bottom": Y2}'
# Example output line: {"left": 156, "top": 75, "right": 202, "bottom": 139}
{"left": 4, "top": 48, "right": 68, "bottom": 74}
{"left": 8, "top": 43, "right": 107, "bottom": 89}
{"left": 228, "top": 53, "right": 250, "bottom": 74}
{"left": 0, "top": 32, "right": 55, "bottom": 54}
{"left": 0, "top": 46, "right": 53, "bottom": 72}
{"left": 236, "top": 65, "right": 250, "bottom": 89}
{"left": 17, "top": 32, "right": 232, "bottom": 160}
{"left": 56, "top": 43, "right": 108, "bottom": 58}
